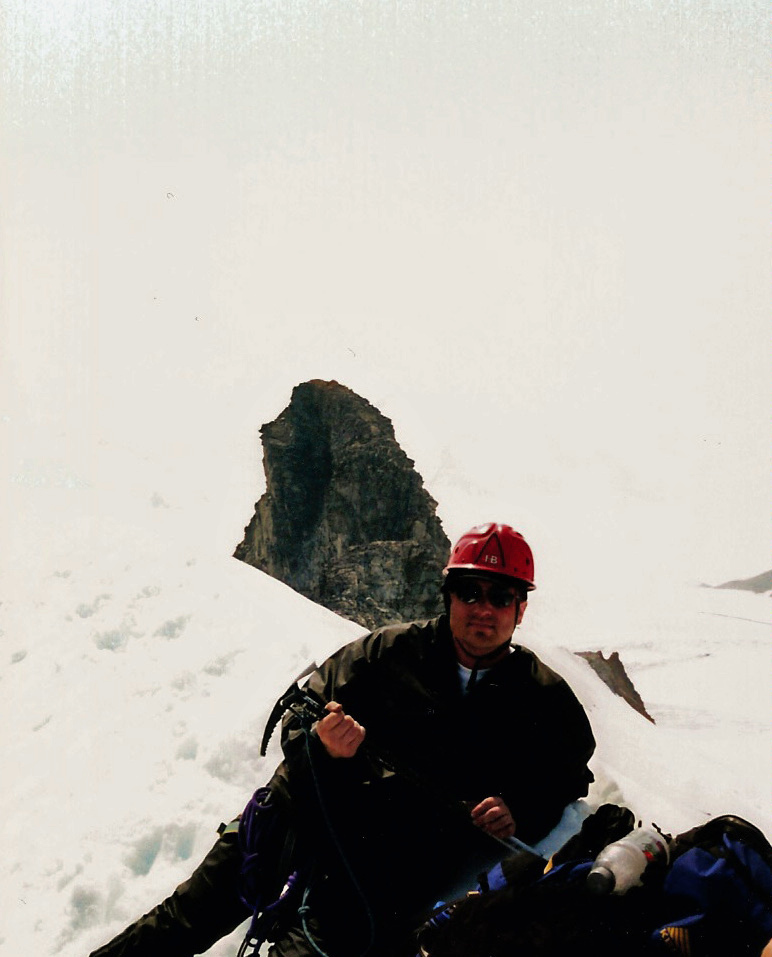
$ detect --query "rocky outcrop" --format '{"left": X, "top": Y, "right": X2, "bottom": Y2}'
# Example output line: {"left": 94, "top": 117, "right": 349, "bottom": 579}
{"left": 234, "top": 380, "right": 450, "bottom": 630}
{"left": 576, "top": 650, "right": 655, "bottom": 723}
{"left": 711, "top": 570, "right": 772, "bottom": 595}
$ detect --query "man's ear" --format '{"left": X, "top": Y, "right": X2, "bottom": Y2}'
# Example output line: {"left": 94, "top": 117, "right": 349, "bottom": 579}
{"left": 516, "top": 600, "right": 528, "bottom": 626}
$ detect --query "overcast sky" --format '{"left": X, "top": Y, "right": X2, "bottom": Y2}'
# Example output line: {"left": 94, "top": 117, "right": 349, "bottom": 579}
{"left": 2, "top": 0, "right": 769, "bottom": 592}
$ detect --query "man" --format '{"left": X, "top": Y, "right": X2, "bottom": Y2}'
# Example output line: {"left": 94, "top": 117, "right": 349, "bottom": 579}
{"left": 265, "top": 522, "right": 595, "bottom": 956}
{"left": 88, "top": 523, "right": 595, "bottom": 957}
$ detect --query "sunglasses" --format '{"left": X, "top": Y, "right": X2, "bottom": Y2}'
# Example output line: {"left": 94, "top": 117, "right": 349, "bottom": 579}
{"left": 450, "top": 579, "right": 519, "bottom": 609}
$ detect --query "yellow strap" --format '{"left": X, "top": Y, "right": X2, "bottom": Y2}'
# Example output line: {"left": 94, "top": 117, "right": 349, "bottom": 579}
{"left": 659, "top": 926, "right": 692, "bottom": 955}
{"left": 218, "top": 817, "right": 241, "bottom": 836}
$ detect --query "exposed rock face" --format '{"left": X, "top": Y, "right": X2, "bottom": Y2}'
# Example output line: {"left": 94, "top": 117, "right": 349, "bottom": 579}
{"left": 576, "top": 650, "right": 655, "bottom": 723}
{"left": 712, "top": 570, "right": 772, "bottom": 595}
{"left": 234, "top": 380, "right": 451, "bottom": 630}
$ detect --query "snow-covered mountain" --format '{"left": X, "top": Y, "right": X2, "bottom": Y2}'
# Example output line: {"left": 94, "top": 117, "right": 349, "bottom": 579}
{"left": 2, "top": 472, "right": 769, "bottom": 957}
{"left": 3, "top": 2, "right": 769, "bottom": 954}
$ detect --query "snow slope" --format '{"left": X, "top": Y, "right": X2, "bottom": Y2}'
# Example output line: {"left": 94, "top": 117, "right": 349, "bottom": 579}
{"left": 2, "top": 475, "right": 769, "bottom": 957}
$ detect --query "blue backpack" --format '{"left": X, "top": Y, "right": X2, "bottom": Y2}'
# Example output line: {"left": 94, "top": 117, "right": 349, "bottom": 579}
{"left": 416, "top": 808, "right": 772, "bottom": 957}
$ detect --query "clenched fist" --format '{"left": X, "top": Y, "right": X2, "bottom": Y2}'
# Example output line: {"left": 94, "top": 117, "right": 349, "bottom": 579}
{"left": 470, "top": 796, "right": 516, "bottom": 838}
{"left": 316, "top": 701, "right": 366, "bottom": 759}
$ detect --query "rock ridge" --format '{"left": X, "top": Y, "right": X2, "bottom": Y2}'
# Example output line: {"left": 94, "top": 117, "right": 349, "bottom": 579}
{"left": 577, "top": 650, "right": 655, "bottom": 723}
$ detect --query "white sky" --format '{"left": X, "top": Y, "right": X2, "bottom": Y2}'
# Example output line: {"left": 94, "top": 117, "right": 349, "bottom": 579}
{"left": 2, "top": 3, "right": 769, "bottom": 582}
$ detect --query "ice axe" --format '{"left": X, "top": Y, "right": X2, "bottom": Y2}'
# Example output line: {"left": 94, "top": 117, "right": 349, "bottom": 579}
{"left": 260, "top": 678, "right": 537, "bottom": 856}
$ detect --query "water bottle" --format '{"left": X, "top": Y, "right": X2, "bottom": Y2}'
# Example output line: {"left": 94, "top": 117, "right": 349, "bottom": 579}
{"left": 586, "top": 825, "right": 670, "bottom": 895}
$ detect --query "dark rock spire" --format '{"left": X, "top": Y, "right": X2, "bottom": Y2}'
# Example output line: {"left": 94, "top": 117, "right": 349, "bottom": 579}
{"left": 234, "top": 380, "right": 450, "bottom": 630}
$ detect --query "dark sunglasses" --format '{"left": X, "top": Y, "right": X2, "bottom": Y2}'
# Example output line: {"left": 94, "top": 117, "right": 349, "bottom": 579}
{"left": 450, "top": 579, "right": 519, "bottom": 609}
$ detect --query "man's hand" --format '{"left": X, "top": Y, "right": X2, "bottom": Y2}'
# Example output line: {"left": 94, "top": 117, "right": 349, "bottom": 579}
{"left": 470, "top": 796, "right": 516, "bottom": 839}
{"left": 316, "top": 701, "right": 366, "bottom": 759}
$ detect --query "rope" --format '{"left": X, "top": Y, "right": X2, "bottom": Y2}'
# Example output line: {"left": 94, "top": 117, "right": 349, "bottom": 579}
{"left": 299, "top": 727, "right": 376, "bottom": 957}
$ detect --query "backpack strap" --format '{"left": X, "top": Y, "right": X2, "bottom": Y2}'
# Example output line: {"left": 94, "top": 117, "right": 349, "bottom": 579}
{"left": 235, "top": 786, "right": 306, "bottom": 957}
{"left": 218, "top": 818, "right": 241, "bottom": 837}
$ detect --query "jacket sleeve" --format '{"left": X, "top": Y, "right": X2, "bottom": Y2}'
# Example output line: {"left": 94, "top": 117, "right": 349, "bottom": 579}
{"left": 268, "top": 628, "right": 394, "bottom": 796}
{"left": 266, "top": 631, "right": 415, "bottom": 884}
{"left": 87, "top": 826, "right": 250, "bottom": 957}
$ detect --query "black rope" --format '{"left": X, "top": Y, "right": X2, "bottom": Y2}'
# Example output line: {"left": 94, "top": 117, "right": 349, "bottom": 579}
{"left": 299, "top": 727, "right": 376, "bottom": 957}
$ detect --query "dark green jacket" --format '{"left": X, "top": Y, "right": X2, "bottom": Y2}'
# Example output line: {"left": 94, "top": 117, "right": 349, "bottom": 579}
{"left": 271, "top": 614, "right": 595, "bottom": 849}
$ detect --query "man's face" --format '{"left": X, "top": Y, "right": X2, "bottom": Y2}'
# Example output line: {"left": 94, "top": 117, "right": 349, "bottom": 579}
{"left": 448, "top": 576, "right": 527, "bottom": 667}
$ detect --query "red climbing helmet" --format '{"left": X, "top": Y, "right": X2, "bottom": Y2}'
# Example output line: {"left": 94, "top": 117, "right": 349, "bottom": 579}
{"left": 444, "top": 523, "right": 536, "bottom": 590}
